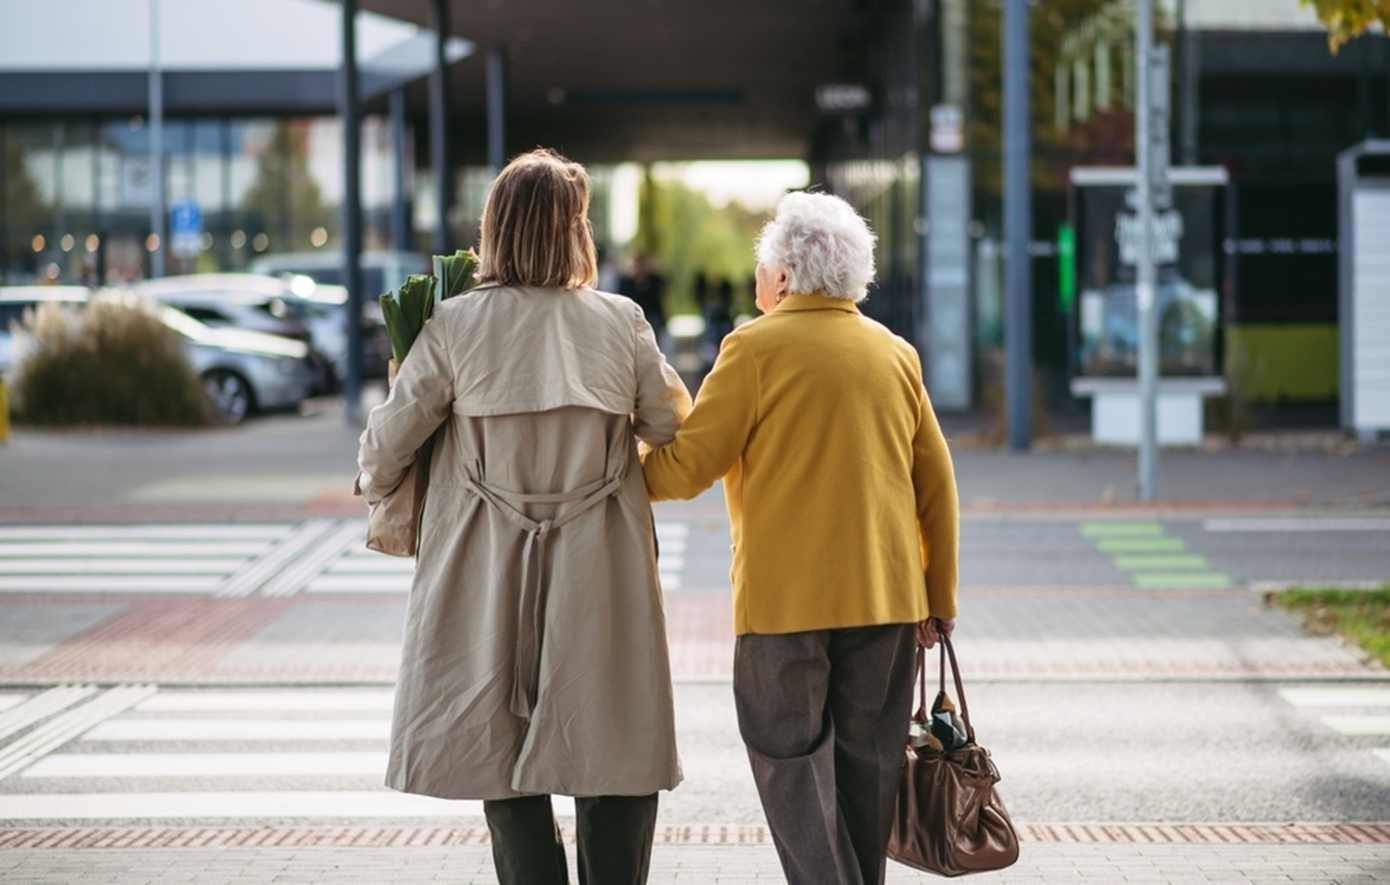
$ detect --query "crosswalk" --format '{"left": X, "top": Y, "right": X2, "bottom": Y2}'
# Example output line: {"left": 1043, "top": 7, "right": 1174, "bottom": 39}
{"left": 0, "top": 685, "right": 518, "bottom": 822}
{"left": 0, "top": 519, "right": 689, "bottom": 595}
{"left": 1278, "top": 686, "right": 1390, "bottom": 770}
{"left": 3, "top": 681, "right": 1388, "bottom": 827}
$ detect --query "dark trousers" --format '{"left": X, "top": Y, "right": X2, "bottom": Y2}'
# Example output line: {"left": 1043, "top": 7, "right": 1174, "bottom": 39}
{"left": 483, "top": 793, "right": 659, "bottom": 885}
{"left": 734, "top": 623, "right": 918, "bottom": 885}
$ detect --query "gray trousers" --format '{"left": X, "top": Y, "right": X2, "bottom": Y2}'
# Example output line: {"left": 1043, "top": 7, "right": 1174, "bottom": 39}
{"left": 734, "top": 623, "right": 917, "bottom": 885}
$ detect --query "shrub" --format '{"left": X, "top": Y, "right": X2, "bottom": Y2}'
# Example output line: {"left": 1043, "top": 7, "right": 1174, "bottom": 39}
{"left": 12, "top": 296, "right": 210, "bottom": 427}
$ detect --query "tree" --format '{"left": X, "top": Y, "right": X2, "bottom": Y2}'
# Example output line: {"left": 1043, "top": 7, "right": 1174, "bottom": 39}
{"left": 2, "top": 130, "right": 49, "bottom": 278}
{"left": 969, "top": 0, "right": 1134, "bottom": 200}
{"left": 631, "top": 174, "right": 763, "bottom": 316}
{"left": 239, "top": 120, "right": 333, "bottom": 254}
{"left": 1301, "top": 0, "right": 1390, "bottom": 51}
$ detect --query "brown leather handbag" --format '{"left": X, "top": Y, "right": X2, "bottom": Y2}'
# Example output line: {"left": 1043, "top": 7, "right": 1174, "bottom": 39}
{"left": 887, "top": 633, "right": 1020, "bottom": 877}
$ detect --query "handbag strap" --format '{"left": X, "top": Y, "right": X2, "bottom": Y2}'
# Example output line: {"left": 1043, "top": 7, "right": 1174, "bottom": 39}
{"left": 940, "top": 632, "right": 975, "bottom": 742}
{"left": 916, "top": 630, "right": 976, "bottom": 743}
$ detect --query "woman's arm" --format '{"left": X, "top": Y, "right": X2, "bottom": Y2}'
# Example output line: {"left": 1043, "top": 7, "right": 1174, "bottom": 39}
{"left": 912, "top": 383, "right": 960, "bottom": 620}
{"left": 640, "top": 333, "right": 759, "bottom": 502}
{"left": 632, "top": 308, "right": 691, "bottom": 447}
{"left": 356, "top": 314, "right": 456, "bottom": 504}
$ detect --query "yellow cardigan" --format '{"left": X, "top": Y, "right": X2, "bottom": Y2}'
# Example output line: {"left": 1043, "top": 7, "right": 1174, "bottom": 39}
{"left": 641, "top": 294, "right": 959, "bottom": 635}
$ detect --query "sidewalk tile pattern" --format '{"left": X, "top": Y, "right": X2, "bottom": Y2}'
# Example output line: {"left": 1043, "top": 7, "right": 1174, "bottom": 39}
{"left": 2, "top": 823, "right": 1389, "bottom": 849}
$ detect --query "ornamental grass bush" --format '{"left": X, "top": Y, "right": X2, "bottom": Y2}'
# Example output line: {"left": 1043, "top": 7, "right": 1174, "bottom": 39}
{"left": 12, "top": 296, "right": 209, "bottom": 427}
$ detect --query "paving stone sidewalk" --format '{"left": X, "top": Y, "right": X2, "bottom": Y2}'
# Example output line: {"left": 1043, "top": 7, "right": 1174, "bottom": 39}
{"left": 0, "top": 410, "right": 1387, "bottom": 883}
{"left": 2, "top": 842, "right": 1388, "bottom": 884}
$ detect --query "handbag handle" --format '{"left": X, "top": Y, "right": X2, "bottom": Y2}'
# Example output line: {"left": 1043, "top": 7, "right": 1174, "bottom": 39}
{"left": 915, "top": 630, "right": 975, "bottom": 743}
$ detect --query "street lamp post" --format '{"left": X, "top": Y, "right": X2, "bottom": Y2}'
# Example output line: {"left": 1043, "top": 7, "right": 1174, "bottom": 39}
{"left": 1135, "top": 0, "right": 1169, "bottom": 501}
{"left": 148, "top": 0, "right": 165, "bottom": 279}
{"left": 340, "top": 0, "right": 364, "bottom": 425}
{"left": 1004, "top": 0, "right": 1032, "bottom": 452}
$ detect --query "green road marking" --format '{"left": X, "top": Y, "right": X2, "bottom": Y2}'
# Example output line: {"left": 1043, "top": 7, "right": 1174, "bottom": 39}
{"left": 1112, "top": 554, "right": 1210, "bottom": 571}
{"left": 1080, "top": 522, "right": 1165, "bottom": 537}
{"left": 1133, "top": 572, "right": 1233, "bottom": 589}
{"left": 1079, "top": 521, "right": 1233, "bottom": 588}
{"left": 1096, "top": 537, "right": 1187, "bottom": 553}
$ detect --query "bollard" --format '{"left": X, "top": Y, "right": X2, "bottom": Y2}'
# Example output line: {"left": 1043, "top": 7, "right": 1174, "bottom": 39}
{"left": 0, "top": 376, "right": 8, "bottom": 444}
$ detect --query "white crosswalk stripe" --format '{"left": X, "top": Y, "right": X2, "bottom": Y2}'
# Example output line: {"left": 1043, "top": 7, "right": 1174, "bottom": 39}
{"left": 0, "top": 686, "right": 590, "bottom": 822}
{"left": 1279, "top": 688, "right": 1390, "bottom": 707}
{"left": 0, "top": 518, "right": 688, "bottom": 595}
{"left": 1277, "top": 687, "right": 1390, "bottom": 769}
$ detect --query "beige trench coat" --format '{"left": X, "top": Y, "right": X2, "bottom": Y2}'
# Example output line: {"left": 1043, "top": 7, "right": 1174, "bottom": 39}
{"left": 357, "top": 284, "right": 691, "bottom": 800}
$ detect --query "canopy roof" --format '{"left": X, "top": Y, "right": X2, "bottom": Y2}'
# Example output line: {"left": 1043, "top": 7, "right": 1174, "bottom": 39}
{"left": 0, "top": 0, "right": 1348, "bottom": 162}
{"left": 0, "top": 0, "right": 471, "bottom": 114}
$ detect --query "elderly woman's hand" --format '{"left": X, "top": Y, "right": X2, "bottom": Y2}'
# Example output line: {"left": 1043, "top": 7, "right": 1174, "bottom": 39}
{"left": 916, "top": 617, "right": 955, "bottom": 649}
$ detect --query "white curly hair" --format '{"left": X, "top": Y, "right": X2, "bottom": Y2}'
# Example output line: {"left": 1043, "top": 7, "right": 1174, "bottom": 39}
{"left": 754, "top": 191, "right": 877, "bottom": 302}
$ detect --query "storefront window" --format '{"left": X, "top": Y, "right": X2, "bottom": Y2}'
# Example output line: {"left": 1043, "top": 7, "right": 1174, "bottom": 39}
{"left": 0, "top": 114, "right": 402, "bottom": 286}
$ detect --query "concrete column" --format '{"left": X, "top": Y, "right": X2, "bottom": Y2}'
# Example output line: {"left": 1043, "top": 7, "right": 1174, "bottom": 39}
{"left": 430, "top": 0, "right": 452, "bottom": 255}
{"left": 487, "top": 45, "right": 508, "bottom": 175}
{"left": 1003, "top": 0, "right": 1032, "bottom": 450}
{"left": 389, "top": 88, "right": 411, "bottom": 253}
{"left": 340, "top": 0, "right": 364, "bottom": 425}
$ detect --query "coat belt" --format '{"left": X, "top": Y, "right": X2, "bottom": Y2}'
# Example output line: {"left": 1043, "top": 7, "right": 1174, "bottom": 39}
{"left": 465, "top": 469, "right": 624, "bottom": 721}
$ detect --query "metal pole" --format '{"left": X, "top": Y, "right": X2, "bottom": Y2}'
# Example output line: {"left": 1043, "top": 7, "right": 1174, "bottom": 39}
{"left": 148, "top": 0, "right": 165, "bottom": 279}
{"left": 1003, "top": 0, "right": 1032, "bottom": 451}
{"left": 1176, "top": 0, "right": 1199, "bottom": 165}
{"left": 389, "top": 88, "right": 410, "bottom": 252}
{"left": 429, "top": 0, "right": 452, "bottom": 255}
{"left": 1136, "top": 0, "right": 1159, "bottom": 500}
{"left": 340, "top": 0, "right": 364, "bottom": 425}
{"left": 487, "top": 46, "right": 508, "bottom": 175}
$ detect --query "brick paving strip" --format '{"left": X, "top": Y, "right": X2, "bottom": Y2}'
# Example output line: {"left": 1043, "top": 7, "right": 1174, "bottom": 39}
{"left": 1, "top": 823, "right": 1388, "bottom": 849}
{"left": 2, "top": 598, "right": 296, "bottom": 684}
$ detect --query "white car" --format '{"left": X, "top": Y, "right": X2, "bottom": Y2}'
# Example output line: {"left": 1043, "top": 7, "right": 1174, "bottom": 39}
{"left": 250, "top": 250, "right": 430, "bottom": 302}
{"left": 0, "top": 286, "right": 91, "bottom": 377}
{"left": 155, "top": 302, "right": 319, "bottom": 424}
{"left": 129, "top": 273, "right": 390, "bottom": 386}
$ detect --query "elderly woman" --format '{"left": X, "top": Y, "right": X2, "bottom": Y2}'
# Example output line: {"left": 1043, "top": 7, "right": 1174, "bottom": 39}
{"left": 357, "top": 149, "right": 691, "bottom": 885}
{"left": 642, "top": 191, "right": 959, "bottom": 885}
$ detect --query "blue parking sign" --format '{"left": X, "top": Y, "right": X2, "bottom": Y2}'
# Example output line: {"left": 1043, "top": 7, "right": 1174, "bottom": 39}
{"left": 171, "top": 200, "right": 203, "bottom": 258}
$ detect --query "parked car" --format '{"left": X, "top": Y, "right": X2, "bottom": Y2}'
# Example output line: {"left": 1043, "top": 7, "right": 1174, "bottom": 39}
{"left": 153, "top": 301, "right": 318, "bottom": 424}
{"left": 250, "top": 250, "right": 430, "bottom": 302}
{"left": 0, "top": 286, "right": 91, "bottom": 377}
{"left": 1, "top": 286, "right": 317, "bottom": 425}
{"left": 127, "top": 273, "right": 391, "bottom": 388}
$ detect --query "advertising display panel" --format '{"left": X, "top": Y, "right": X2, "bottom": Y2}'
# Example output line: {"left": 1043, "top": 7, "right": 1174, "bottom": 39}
{"left": 1070, "top": 167, "right": 1228, "bottom": 379}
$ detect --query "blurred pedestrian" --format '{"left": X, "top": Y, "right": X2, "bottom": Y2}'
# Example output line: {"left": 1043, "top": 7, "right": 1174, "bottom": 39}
{"left": 619, "top": 253, "right": 668, "bottom": 345}
{"left": 699, "top": 277, "right": 735, "bottom": 369}
{"left": 641, "top": 191, "right": 960, "bottom": 885}
{"left": 357, "top": 148, "right": 691, "bottom": 885}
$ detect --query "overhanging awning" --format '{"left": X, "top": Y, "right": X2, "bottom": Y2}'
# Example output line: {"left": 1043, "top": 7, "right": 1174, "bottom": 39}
{"left": 0, "top": 0, "right": 472, "bottom": 115}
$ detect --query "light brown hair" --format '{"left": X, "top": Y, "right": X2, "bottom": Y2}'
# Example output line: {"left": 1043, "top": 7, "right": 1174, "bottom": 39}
{"left": 476, "top": 148, "right": 598, "bottom": 289}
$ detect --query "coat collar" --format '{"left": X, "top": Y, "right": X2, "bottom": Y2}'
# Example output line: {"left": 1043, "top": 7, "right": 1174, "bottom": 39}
{"left": 775, "top": 293, "right": 862, "bottom": 314}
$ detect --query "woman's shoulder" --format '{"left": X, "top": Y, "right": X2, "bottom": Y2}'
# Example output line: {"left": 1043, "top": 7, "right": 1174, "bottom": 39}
{"left": 434, "top": 284, "right": 640, "bottom": 330}
{"left": 434, "top": 282, "right": 504, "bottom": 314}
{"left": 583, "top": 286, "right": 643, "bottom": 315}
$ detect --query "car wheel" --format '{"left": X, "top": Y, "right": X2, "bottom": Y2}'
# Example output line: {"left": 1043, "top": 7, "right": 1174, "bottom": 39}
{"left": 204, "top": 370, "right": 254, "bottom": 424}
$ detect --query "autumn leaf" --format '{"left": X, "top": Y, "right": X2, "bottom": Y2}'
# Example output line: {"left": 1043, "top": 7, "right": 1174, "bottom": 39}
{"left": 1300, "top": 0, "right": 1390, "bottom": 52}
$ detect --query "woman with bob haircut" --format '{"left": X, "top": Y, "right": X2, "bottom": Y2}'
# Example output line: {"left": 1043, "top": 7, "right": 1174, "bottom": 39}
{"left": 358, "top": 148, "right": 691, "bottom": 885}
{"left": 642, "top": 190, "right": 960, "bottom": 885}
